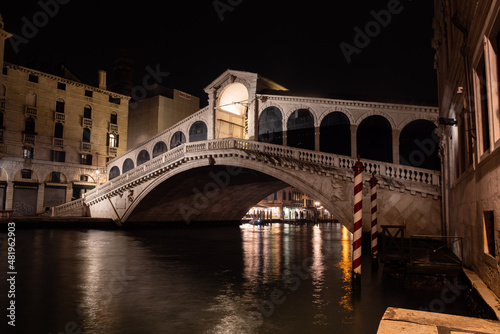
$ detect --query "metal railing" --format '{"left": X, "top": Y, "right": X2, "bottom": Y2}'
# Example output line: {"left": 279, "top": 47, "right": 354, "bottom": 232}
{"left": 409, "top": 235, "right": 463, "bottom": 268}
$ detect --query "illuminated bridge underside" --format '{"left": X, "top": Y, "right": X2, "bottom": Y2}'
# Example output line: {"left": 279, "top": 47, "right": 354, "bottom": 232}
{"left": 126, "top": 166, "right": 287, "bottom": 223}
{"left": 56, "top": 139, "right": 442, "bottom": 235}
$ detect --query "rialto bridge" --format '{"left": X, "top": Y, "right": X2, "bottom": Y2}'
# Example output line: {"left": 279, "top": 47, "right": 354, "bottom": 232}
{"left": 55, "top": 70, "right": 442, "bottom": 235}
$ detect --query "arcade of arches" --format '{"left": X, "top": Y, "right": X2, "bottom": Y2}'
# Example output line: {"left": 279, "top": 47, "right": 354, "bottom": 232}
{"left": 108, "top": 106, "right": 439, "bottom": 181}
{"left": 257, "top": 106, "right": 440, "bottom": 170}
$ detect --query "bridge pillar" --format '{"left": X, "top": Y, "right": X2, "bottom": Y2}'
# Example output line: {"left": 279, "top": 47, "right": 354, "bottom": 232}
{"left": 350, "top": 124, "right": 358, "bottom": 158}
{"left": 392, "top": 129, "right": 400, "bottom": 164}
{"left": 315, "top": 126, "right": 320, "bottom": 151}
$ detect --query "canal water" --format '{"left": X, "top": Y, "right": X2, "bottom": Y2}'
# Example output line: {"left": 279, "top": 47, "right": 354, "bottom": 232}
{"left": 1, "top": 223, "right": 470, "bottom": 334}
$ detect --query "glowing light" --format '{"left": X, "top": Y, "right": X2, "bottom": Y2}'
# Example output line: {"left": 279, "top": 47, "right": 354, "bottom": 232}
{"left": 218, "top": 83, "right": 249, "bottom": 115}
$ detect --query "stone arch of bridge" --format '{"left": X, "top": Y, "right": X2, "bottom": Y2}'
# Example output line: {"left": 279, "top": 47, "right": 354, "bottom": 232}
{"left": 119, "top": 157, "right": 353, "bottom": 231}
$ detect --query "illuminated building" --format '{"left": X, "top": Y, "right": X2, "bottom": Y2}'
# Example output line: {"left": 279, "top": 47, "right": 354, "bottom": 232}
{"left": 0, "top": 16, "right": 129, "bottom": 215}
{"left": 433, "top": 0, "right": 500, "bottom": 297}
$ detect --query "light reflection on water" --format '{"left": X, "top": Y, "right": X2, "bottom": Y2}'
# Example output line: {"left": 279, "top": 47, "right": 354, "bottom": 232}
{"left": 0, "top": 222, "right": 470, "bottom": 334}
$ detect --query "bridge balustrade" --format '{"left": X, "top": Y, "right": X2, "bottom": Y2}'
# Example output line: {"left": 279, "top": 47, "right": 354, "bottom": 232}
{"left": 82, "top": 138, "right": 440, "bottom": 204}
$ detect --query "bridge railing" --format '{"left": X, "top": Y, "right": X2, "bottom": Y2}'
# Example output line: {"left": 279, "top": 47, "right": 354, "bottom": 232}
{"left": 85, "top": 138, "right": 440, "bottom": 202}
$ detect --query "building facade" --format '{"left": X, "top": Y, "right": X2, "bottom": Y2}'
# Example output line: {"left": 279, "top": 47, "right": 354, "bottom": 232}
{"left": 0, "top": 19, "right": 129, "bottom": 215}
{"left": 246, "top": 186, "right": 332, "bottom": 222}
{"left": 127, "top": 86, "right": 200, "bottom": 149}
{"left": 433, "top": 0, "right": 500, "bottom": 297}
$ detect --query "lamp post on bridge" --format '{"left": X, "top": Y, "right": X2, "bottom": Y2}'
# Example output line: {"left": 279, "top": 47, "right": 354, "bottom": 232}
{"left": 352, "top": 157, "right": 364, "bottom": 289}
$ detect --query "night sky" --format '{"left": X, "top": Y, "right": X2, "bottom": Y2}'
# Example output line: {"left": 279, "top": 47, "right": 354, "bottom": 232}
{"left": 2, "top": 0, "right": 437, "bottom": 106}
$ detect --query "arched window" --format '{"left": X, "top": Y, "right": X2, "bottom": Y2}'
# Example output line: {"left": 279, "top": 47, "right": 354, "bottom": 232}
{"left": 110, "top": 112, "right": 118, "bottom": 125}
{"left": 189, "top": 121, "right": 208, "bottom": 142}
{"left": 320, "top": 112, "right": 351, "bottom": 156}
{"left": 56, "top": 98, "right": 65, "bottom": 113}
{"left": 54, "top": 123, "right": 63, "bottom": 139}
{"left": 258, "top": 107, "right": 283, "bottom": 145}
{"left": 83, "top": 105, "right": 92, "bottom": 119}
{"left": 170, "top": 131, "right": 186, "bottom": 149}
{"left": 399, "top": 120, "right": 440, "bottom": 170}
{"left": 82, "top": 128, "right": 91, "bottom": 143}
{"left": 109, "top": 166, "right": 120, "bottom": 180}
{"left": 26, "top": 91, "right": 37, "bottom": 107}
{"left": 25, "top": 117, "right": 36, "bottom": 134}
{"left": 357, "top": 115, "right": 392, "bottom": 163}
{"left": 107, "top": 133, "right": 119, "bottom": 147}
{"left": 122, "top": 158, "right": 135, "bottom": 173}
{"left": 137, "top": 150, "right": 150, "bottom": 166}
{"left": 152, "top": 141, "right": 168, "bottom": 158}
{"left": 287, "top": 109, "right": 314, "bottom": 150}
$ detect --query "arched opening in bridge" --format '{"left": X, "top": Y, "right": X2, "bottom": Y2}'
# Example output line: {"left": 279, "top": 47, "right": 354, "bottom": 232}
{"left": 287, "top": 109, "right": 315, "bottom": 150}
{"left": 399, "top": 120, "right": 440, "bottom": 170}
{"left": 357, "top": 115, "right": 392, "bottom": 163}
{"left": 152, "top": 141, "right": 168, "bottom": 158}
{"left": 137, "top": 150, "right": 150, "bottom": 166}
{"left": 122, "top": 164, "right": 351, "bottom": 230}
{"left": 189, "top": 121, "right": 208, "bottom": 142}
{"left": 258, "top": 106, "right": 283, "bottom": 145}
{"left": 170, "top": 131, "right": 186, "bottom": 149}
{"left": 216, "top": 83, "right": 248, "bottom": 140}
{"left": 122, "top": 158, "right": 135, "bottom": 173}
{"left": 109, "top": 166, "right": 120, "bottom": 180}
{"left": 320, "top": 112, "right": 351, "bottom": 156}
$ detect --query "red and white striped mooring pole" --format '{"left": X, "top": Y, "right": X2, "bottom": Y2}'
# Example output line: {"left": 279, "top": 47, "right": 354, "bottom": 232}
{"left": 352, "top": 157, "right": 364, "bottom": 287}
{"left": 370, "top": 172, "right": 379, "bottom": 270}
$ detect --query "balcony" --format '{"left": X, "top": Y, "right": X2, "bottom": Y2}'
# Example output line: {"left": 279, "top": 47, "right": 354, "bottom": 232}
{"left": 23, "top": 133, "right": 36, "bottom": 145}
{"left": 109, "top": 123, "right": 119, "bottom": 133}
{"left": 82, "top": 118, "right": 92, "bottom": 128}
{"left": 81, "top": 142, "right": 91, "bottom": 152}
{"left": 24, "top": 105, "right": 37, "bottom": 117}
{"left": 54, "top": 111, "right": 65, "bottom": 122}
{"left": 108, "top": 147, "right": 118, "bottom": 156}
{"left": 53, "top": 138, "right": 64, "bottom": 147}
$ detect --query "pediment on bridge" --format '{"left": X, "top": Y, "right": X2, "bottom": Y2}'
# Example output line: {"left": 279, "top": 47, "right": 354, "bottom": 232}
{"left": 203, "top": 69, "right": 287, "bottom": 99}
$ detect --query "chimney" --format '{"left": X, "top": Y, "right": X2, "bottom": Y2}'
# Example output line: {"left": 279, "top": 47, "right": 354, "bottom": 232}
{"left": 98, "top": 70, "right": 107, "bottom": 89}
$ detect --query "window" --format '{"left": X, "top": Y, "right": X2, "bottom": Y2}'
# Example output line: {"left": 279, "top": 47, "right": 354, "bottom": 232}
{"left": 24, "top": 118, "right": 35, "bottom": 134}
{"left": 80, "top": 154, "right": 92, "bottom": 166}
{"left": 23, "top": 147, "right": 34, "bottom": 159}
{"left": 21, "top": 169, "right": 32, "bottom": 179}
{"left": 110, "top": 112, "right": 118, "bottom": 125}
{"left": 51, "top": 150, "right": 66, "bottom": 162}
{"left": 54, "top": 123, "right": 63, "bottom": 139}
{"left": 477, "top": 57, "right": 491, "bottom": 153}
{"left": 109, "top": 96, "right": 120, "bottom": 104}
{"left": 0, "top": 111, "right": 4, "bottom": 129}
{"left": 483, "top": 211, "right": 496, "bottom": 257}
{"left": 107, "top": 133, "right": 119, "bottom": 147}
{"left": 56, "top": 99, "right": 65, "bottom": 113}
{"left": 57, "top": 82, "right": 66, "bottom": 90}
{"left": 85, "top": 90, "right": 93, "bottom": 98}
{"left": 80, "top": 175, "right": 89, "bottom": 182}
{"left": 82, "top": 128, "right": 91, "bottom": 143}
{"left": 28, "top": 74, "right": 38, "bottom": 83}
{"left": 274, "top": 192, "right": 278, "bottom": 200}
{"left": 2, "top": 66, "right": 7, "bottom": 75}
{"left": 83, "top": 106, "right": 92, "bottom": 119}
{"left": 50, "top": 171, "right": 61, "bottom": 183}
